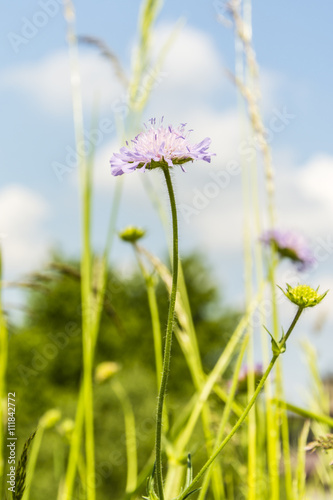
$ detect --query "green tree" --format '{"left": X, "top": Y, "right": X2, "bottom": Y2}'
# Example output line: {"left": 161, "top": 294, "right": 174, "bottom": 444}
{"left": 7, "top": 252, "right": 239, "bottom": 500}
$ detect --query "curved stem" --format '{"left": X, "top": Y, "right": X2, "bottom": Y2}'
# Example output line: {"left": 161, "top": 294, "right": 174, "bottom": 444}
{"left": 198, "top": 332, "right": 249, "bottom": 499}
{"left": 178, "top": 307, "right": 304, "bottom": 500}
{"left": 155, "top": 167, "right": 179, "bottom": 500}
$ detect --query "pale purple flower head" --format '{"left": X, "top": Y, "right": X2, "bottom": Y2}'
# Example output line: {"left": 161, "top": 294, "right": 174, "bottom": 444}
{"left": 260, "top": 229, "right": 315, "bottom": 271}
{"left": 110, "top": 117, "right": 215, "bottom": 176}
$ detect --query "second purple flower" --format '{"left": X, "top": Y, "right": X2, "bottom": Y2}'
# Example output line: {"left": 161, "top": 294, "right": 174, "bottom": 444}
{"left": 260, "top": 229, "right": 315, "bottom": 271}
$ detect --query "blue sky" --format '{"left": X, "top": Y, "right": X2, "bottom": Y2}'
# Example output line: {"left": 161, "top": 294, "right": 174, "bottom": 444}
{"left": 1, "top": 1, "right": 333, "bottom": 403}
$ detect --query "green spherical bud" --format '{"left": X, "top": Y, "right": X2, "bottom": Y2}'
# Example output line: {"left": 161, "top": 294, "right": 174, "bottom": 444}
{"left": 281, "top": 284, "right": 328, "bottom": 308}
{"left": 119, "top": 226, "right": 146, "bottom": 243}
{"left": 95, "top": 361, "right": 121, "bottom": 384}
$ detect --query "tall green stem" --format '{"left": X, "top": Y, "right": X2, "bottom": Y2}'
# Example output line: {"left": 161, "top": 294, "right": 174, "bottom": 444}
{"left": 138, "top": 184, "right": 225, "bottom": 499}
{"left": 134, "top": 248, "right": 169, "bottom": 434}
{"left": 60, "top": 386, "right": 84, "bottom": 500}
{"left": 134, "top": 249, "right": 163, "bottom": 389}
{"left": 155, "top": 167, "right": 179, "bottom": 500}
{"left": 177, "top": 307, "right": 304, "bottom": 500}
{"left": 63, "top": 2, "right": 95, "bottom": 498}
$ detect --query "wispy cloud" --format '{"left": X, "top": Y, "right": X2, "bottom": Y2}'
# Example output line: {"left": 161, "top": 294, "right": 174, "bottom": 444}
{"left": 0, "top": 185, "right": 50, "bottom": 277}
{"left": 1, "top": 49, "right": 124, "bottom": 116}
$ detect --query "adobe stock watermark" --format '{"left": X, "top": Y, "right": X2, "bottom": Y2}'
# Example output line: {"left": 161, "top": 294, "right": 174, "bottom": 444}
{"left": 179, "top": 105, "right": 295, "bottom": 224}
{"left": 51, "top": 117, "right": 114, "bottom": 182}
{"left": 178, "top": 161, "right": 241, "bottom": 223}
{"left": 7, "top": 0, "right": 63, "bottom": 54}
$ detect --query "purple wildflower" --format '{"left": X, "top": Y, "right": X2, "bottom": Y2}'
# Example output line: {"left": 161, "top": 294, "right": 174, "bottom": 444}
{"left": 260, "top": 229, "right": 315, "bottom": 271}
{"left": 110, "top": 118, "right": 214, "bottom": 176}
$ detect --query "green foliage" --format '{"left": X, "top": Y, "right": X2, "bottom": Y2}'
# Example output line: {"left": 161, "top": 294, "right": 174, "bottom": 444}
{"left": 6, "top": 252, "right": 239, "bottom": 500}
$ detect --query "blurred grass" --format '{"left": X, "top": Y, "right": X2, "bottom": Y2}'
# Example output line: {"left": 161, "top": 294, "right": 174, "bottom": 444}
{"left": 5, "top": 254, "right": 240, "bottom": 499}
{"left": 1, "top": 0, "right": 333, "bottom": 499}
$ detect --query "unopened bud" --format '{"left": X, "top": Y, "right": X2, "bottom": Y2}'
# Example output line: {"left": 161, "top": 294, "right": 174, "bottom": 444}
{"left": 40, "top": 409, "right": 61, "bottom": 429}
{"left": 119, "top": 226, "right": 146, "bottom": 243}
{"left": 281, "top": 284, "right": 328, "bottom": 308}
{"left": 95, "top": 361, "right": 121, "bottom": 384}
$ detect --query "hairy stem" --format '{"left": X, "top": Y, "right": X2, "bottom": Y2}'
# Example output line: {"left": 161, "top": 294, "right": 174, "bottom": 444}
{"left": 178, "top": 307, "right": 304, "bottom": 500}
{"left": 155, "top": 167, "right": 179, "bottom": 500}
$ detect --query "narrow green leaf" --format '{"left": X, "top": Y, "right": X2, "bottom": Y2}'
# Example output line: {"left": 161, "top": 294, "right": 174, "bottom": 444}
{"left": 183, "top": 488, "right": 201, "bottom": 500}
{"left": 13, "top": 431, "right": 37, "bottom": 500}
{"left": 185, "top": 454, "right": 193, "bottom": 488}
{"left": 263, "top": 325, "right": 281, "bottom": 355}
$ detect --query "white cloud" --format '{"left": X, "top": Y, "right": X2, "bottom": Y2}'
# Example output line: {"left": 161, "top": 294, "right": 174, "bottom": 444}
{"left": 145, "top": 24, "right": 230, "bottom": 121}
{"left": 151, "top": 23, "right": 224, "bottom": 94}
{"left": 92, "top": 139, "right": 167, "bottom": 234}
{"left": 299, "top": 154, "right": 333, "bottom": 210}
{"left": 275, "top": 154, "right": 333, "bottom": 237}
{"left": 92, "top": 138, "right": 119, "bottom": 191}
{"left": 0, "top": 185, "right": 49, "bottom": 277}
{"left": 148, "top": 24, "right": 287, "bottom": 122}
{"left": 186, "top": 108, "right": 240, "bottom": 164}
{"left": 258, "top": 70, "right": 287, "bottom": 117}
{"left": 0, "top": 24, "right": 224, "bottom": 120}
{"left": 1, "top": 50, "right": 124, "bottom": 116}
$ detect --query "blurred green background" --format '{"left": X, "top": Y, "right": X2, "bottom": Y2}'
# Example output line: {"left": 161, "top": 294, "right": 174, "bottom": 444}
{"left": 7, "top": 253, "right": 240, "bottom": 499}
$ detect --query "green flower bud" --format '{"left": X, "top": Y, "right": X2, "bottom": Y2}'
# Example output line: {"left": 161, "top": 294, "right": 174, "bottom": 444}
{"left": 95, "top": 361, "right": 121, "bottom": 384}
{"left": 119, "top": 226, "right": 146, "bottom": 243}
{"left": 57, "top": 418, "right": 75, "bottom": 439}
{"left": 39, "top": 409, "right": 61, "bottom": 429}
{"left": 281, "top": 284, "right": 328, "bottom": 308}
{"left": 305, "top": 434, "right": 333, "bottom": 452}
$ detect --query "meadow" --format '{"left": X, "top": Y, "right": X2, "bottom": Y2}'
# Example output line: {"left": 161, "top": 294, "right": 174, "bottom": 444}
{"left": 1, "top": 1, "right": 333, "bottom": 499}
